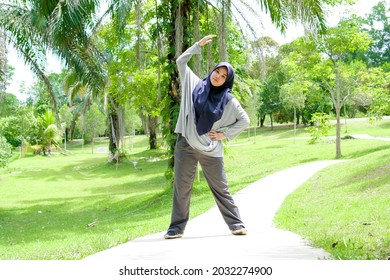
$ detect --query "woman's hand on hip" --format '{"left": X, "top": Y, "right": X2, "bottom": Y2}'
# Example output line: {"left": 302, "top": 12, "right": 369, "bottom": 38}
{"left": 198, "top": 34, "right": 216, "bottom": 47}
{"left": 209, "top": 130, "right": 226, "bottom": 141}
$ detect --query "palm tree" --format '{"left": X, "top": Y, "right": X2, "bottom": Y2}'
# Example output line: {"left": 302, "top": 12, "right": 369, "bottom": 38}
{"left": 1, "top": 0, "right": 109, "bottom": 147}
{"left": 0, "top": 0, "right": 136, "bottom": 161}
{"left": 38, "top": 110, "right": 62, "bottom": 156}
{"left": 254, "top": 0, "right": 326, "bottom": 33}
{"left": 62, "top": 71, "right": 93, "bottom": 141}
{"left": 0, "top": 1, "right": 63, "bottom": 125}
{"left": 161, "top": 0, "right": 328, "bottom": 172}
{"left": 1, "top": 0, "right": 329, "bottom": 166}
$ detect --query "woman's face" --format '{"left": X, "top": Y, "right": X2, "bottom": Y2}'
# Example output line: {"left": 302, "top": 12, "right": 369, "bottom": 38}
{"left": 210, "top": 66, "right": 228, "bottom": 87}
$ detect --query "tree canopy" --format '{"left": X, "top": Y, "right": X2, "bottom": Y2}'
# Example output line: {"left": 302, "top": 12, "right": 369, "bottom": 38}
{"left": 0, "top": 0, "right": 388, "bottom": 169}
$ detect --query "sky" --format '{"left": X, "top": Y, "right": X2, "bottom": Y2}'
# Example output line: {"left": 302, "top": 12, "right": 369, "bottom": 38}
{"left": 5, "top": 0, "right": 383, "bottom": 101}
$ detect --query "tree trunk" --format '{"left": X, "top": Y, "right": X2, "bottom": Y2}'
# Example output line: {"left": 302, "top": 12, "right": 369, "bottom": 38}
{"left": 0, "top": 27, "right": 7, "bottom": 101}
{"left": 41, "top": 73, "right": 61, "bottom": 127}
{"left": 15, "top": 45, "right": 61, "bottom": 126}
{"left": 164, "top": 0, "right": 190, "bottom": 171}
{"left": 107, "top": 94, "right": 121, "bottom": 163}
{"left": 148, "top": 115, "right": 158, "bottom": 149}
{"left": 259, "top": 114, "right": 266, "bottom": 127}
{"left": 344, "top": 102, "right": 348, "bottom": 133}
{"left": 165, "top": 0, "right": 179, "bottom": 170}
{"left": 136, "top": 0, "right": 142, "bottom": 63}
{"left": 218, "top": 0, "right": 229, "bottom": 62}
{"left": 193, "top": 0, "right": 201, "bottom": 75}
{"left": 293, "top": 107, "right": 296, "bottom": 144}
{"left": 69, "top": 117, "right": 77, "bottom": 140}
{"left": 335, "top": 107, "right": 341, "bottom": 158}
{"left": 335, "top": 65, "right": 342, "bottom": 158}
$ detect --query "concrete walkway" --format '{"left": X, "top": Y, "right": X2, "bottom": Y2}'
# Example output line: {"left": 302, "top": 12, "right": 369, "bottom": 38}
{"left": 84, "top": 160, "right": 344, "bottom": 261}
{"left": 350, "top": 134, "right": 390, "bottom": 142}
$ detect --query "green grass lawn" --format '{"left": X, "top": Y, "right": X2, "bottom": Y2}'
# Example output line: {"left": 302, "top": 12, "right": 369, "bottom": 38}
{"left": 274, "top": 148, "right": 390, "bottom": 260}
{"left": 0, "top": 118, "right": 389, "bottom": 259}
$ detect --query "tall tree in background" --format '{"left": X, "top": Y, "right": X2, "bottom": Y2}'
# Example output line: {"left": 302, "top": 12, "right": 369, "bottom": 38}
{"left": 1, "top": 0, "right": 110, "bottom": 123}
{"left": 0, "top": 26, "right": 6, "bottom": 100}
{"left": 135, "top": 0, "right": 160, "bottom": 150}
{"left": 1, "top": 0, "right": 339, "bottom": 170}
{"left": 62, "top": 71, "right": 92, "bottom": 141}
{"left": 0, "top": 0, "right": 136, "bottom": 162}
{"left": 364, "top": 1, "right": 390, "bottom": 68}
{"left": 161, "top": 0, "right": 329, "bottom": 175}
{"left": 160, "top": 0, "right": 189, "bottom": 173}
{"left": 317, "top": 18, "right": 372, "bottom": 158}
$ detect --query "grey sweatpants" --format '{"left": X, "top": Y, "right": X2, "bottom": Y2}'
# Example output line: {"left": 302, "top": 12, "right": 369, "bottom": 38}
{"left": 167, "top": 135, "right": 245, "bottom": 233}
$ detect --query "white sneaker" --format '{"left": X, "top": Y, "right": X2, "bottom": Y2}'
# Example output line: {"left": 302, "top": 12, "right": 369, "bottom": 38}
{"left": 164, "top": 230, "right": 183, "bottom": 239}
{"left": 231, "top": 228, "right": 247, "bottom": 235}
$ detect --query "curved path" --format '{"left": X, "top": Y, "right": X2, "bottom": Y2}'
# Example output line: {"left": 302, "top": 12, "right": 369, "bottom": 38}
{"left": 84, "top": 160, "right": 345, "bottom": 261}
{"left": 350, "top": 134, "right": 390, "bottom": 142}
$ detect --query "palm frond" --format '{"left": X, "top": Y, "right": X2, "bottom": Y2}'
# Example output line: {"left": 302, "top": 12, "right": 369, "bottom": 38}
{"left": 0, "top": 1, "right": 57, "bottom": 85}
{"left": 232, "top": 0, "right": 263, "bottom": 40}
{"left": 253, "top": 0, "right": 327, "bottom": 34}
{"left": 107, "top": 0, "right": 136, "bottom": 34}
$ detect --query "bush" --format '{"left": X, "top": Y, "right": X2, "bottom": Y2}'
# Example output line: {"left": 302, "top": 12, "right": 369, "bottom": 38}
{"left": 306, "top": 113, "right": 332, "bottom": 144}
{"left": 0, "top": 136, "right": 13, "bottom": 168}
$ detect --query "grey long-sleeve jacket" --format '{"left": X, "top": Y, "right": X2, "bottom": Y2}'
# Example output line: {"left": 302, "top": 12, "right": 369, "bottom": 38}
{"left": 174, "top": 42, "right": 250, "bottom": 157}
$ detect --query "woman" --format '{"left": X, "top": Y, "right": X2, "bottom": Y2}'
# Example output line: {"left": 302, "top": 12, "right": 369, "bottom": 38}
{"left": 164, "top": 34, "right": 250, "bottom": 239}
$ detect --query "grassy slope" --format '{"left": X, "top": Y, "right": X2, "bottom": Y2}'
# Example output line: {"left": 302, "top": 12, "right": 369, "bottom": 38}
{"left": 273, "top": 119, "right": 390, "bottom": 260}
{"left": 274, "top": 148, "right": 390, "bottom": 259}
{"left": 0, "top": 119, "right": 389, "bottom": 259}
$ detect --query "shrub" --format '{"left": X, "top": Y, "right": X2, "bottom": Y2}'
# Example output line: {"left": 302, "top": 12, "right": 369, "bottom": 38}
{"left": 306, "top": 113, "right": 332, "bottom": 144}
{"left": 0, "top": 136, "right": 13, "bottom": 168}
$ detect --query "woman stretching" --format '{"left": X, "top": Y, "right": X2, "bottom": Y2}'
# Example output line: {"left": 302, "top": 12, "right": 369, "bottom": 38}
{"left": 164, "top": 34, "right": 250, "bottom": 239}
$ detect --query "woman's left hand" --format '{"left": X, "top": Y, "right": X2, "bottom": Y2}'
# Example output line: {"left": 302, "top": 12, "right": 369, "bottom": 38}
{"left": 209, "top": 130, "right": 226, "bottom": 141}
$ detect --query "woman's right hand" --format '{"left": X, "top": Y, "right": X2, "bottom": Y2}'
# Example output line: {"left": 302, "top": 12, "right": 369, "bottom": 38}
{"left": 198, "top": 34, "right": 216, "bottom": 47}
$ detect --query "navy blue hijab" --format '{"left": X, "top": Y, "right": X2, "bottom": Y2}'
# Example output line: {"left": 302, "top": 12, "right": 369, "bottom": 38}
{"left": 192, "top": 62, "right": 234, "bottom": 136}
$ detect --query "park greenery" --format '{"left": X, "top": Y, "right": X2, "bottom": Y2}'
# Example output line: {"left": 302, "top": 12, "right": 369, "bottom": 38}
{"left": 0, "top": 0, "right": 389, "bottom": 260}
{"left": 0, "top": 118, "right": 389, "bottom": 259}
